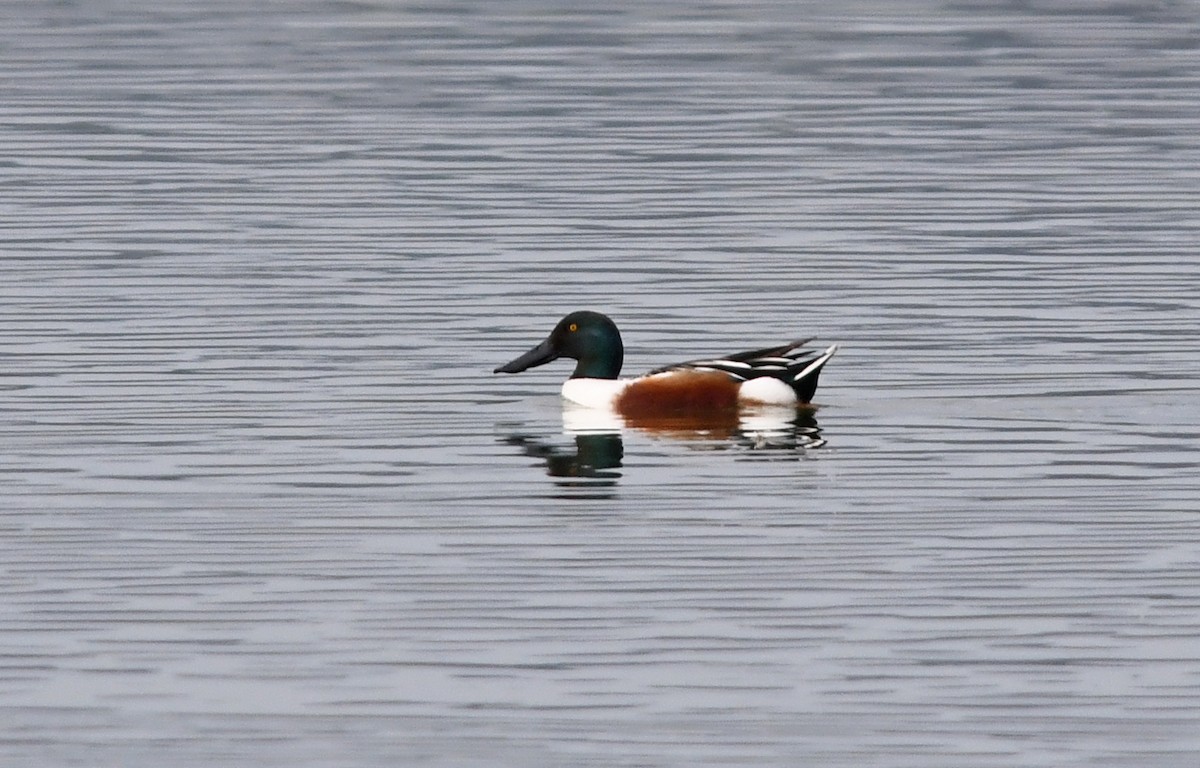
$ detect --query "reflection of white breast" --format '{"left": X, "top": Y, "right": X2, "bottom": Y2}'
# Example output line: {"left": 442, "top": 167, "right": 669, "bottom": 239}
{"left": 561, "top": 378, "right": 629, "bottom": 409}
{"left": 562, "top": 402, "right": 624, "bottom": 433}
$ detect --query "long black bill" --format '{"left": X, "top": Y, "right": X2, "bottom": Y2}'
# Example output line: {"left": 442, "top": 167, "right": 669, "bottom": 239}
{"left": 494, "top": 338, "right": 559, "bottom": 374}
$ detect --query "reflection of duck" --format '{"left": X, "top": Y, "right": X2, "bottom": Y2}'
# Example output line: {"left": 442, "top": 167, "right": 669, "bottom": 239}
{"left": 502, "top": 432, "right": 623, "bottom": 480}
{"left": 500, "top": 406, "right": 823, "bottom": 484}
{"left": 494, "top": 311, "right": 837, "bottom": 416}
{"left": 564, "top": 401, "right": 826, "bottom": 451}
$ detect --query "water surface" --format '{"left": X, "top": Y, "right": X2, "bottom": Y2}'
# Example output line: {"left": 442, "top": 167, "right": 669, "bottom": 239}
{"left": 2, "top": 1, "right": 1199, "bottom": 766}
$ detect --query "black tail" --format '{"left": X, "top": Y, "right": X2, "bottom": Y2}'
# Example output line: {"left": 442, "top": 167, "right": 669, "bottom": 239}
{"left": 786, "top": 344, "right": 837, "bottom": 403}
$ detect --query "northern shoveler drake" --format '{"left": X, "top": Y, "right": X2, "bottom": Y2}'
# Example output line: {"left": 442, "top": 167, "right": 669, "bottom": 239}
{"left": 494, "top": 311, "right": 837, "bottom": 417}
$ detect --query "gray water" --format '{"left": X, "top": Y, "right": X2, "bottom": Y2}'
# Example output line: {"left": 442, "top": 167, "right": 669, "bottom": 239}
{"left": 3, "top": 1, "right": 1199, "bottom": 766}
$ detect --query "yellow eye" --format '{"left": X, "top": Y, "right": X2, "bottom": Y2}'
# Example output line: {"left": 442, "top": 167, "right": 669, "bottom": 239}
{"left": 569, "top": 323, "right": 578, "bottom": 332}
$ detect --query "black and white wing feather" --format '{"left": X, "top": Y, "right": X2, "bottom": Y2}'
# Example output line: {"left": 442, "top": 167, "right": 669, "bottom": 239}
{"left": 646, "top": 338, "right": 838, "bottom": 403}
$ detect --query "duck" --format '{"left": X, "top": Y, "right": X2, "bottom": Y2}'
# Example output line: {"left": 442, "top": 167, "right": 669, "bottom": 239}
{"left": 493, "top": 311, "right": 836, "bottom": 417}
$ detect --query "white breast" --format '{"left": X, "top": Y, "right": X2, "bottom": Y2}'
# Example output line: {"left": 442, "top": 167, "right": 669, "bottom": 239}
{"left": 560, "top": 378, "right": 629, "bottom": 409}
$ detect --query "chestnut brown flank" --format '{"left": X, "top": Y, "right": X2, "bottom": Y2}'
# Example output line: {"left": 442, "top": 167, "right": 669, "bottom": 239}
{"left": 615, "top": 371, "right": 741, "bottom": 417}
